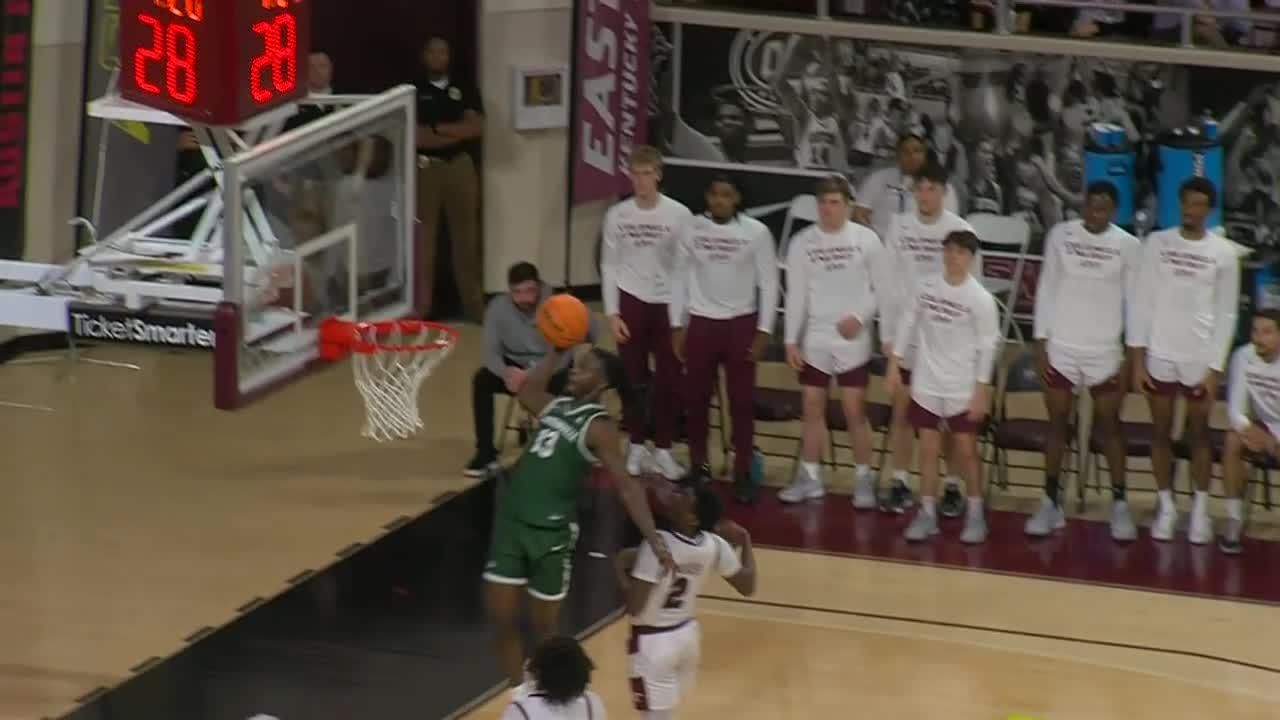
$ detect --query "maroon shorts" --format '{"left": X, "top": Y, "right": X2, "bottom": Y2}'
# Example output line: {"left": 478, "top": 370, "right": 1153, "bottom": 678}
{"left": 799, "top": 362, "right": 870, "bottom": 389}
{"left": 907, "top": 399, "right": 980, "bottom": 434}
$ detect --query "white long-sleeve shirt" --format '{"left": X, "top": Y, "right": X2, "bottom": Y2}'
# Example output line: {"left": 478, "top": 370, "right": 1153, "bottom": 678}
{"left": 784, "top": 221, "right": 883, "bottom": 346}
{"left": 600, "top": 194, "right": 693, "bottom": 315}
{"left": 669, "top": 213, "right": 779, "bottom": 332}
{"left": 896, "top": 274, "right": 1000, "bottom": 404}
{"left": 1033, "top": 219, "right": 1142, "bottom": 352}
{"left": 878, "top": 209, "right": 981, "bottom": 347}
{"left": 1227, "top": 343, "right": 1280, "bottom": 436}
{"left": 1131, "top": 228, "right": 1240, "bottom": 372}
{"left": 855, "top": 165, "right": 960, "bottom": 242}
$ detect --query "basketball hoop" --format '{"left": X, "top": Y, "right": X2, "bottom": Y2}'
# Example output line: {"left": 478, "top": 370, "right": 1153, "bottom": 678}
{"left": 319, "top": 318, "right": 459, "bottom": 442}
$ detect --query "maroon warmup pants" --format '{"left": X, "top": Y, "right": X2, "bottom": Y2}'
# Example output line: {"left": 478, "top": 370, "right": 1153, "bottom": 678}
{"left": 684, "top": 312, "right": 757, "bottom": 475}
{"left": 619, "top": 290, "right": 681, "bottom": 448}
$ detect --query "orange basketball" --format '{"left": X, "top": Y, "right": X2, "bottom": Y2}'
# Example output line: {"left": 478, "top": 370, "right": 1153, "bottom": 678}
{"left": 536, "top": 293, "right": 591, "bottom": 350}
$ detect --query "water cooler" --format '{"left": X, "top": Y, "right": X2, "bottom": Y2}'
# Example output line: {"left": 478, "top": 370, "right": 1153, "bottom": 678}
{"left": 1083, "top": 123, "right": 1136, "bottom": 228}
{"left": 1154, "top": 121, "right": 1223, "bottom": 230}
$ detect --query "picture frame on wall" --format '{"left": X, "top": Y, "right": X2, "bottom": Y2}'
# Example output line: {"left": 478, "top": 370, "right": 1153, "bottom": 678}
{"left": 512, "top": 65, "right": 570, "bottom": 131}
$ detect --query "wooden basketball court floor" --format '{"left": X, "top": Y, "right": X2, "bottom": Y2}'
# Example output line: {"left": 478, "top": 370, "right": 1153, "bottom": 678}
{"left": 2, "top": 321, "right": 1279, "bottom": 718}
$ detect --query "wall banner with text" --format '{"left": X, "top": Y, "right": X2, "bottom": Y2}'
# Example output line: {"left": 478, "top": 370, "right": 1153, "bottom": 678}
{"left": 0, "top": 0, "right": 33, "bottom": 259}
{"left": 572, "top": 0, "right": 650, "bottom": 205}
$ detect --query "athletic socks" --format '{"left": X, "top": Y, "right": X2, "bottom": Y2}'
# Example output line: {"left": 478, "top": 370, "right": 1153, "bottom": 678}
{"left": 921, "top": 496, "right": 937, "bottom": 517}
{"left": 1193, "top": 490, "right": 1209, "bottom": 516}
{"left": 1157, "top": 489, "right": 1175, "bottom": 511}
{"left": 1226, "top": 497, "right": 1244, "bottom": 523}
{"left": 1044, "top": 474, "right": 1060, "bottom": 506}
{"left": 802, "top": 461, "right": 821, "bottom": 483}
{"left": 966, "top": 496, "right": 984, "bottom": 518}
{"left": 854, "top": 463, "right": 871, "bottom": 478}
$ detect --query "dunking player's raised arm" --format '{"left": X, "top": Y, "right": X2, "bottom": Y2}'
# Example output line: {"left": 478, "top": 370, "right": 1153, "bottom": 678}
{"left": 586, "top": 417, "right": 675, "bottom": 572}
{"left": 515, "top": 347, "right": 565, "bottom": 416}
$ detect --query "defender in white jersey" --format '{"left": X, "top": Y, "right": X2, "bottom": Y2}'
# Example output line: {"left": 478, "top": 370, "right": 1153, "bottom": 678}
{"left": 780, "top": 176, "right": 883, "bottom": 508}
{"left": 503, "top": 636, "right": 607, "bottom": 720}
{"left": 853, "top": 132, "right": 961, "bottom": 242}
{"left": 601, "top": 146, "right": 693, "bottom": 481}
{"left": 670, "top": 175, "right": 779, "bottom": 504}
{"left": 1131, "top": 177, "right": 1241, "bottom": 544}
{"left": 887, "top": 230, "right": 999, "bottom": 544}
{"left": 1027, "top": 183, "right": 1143, "bottom": 542}
{"left": 1220, "top": 310, "right": 1280, "bottom": 554}
{"left": 615, "top": 483, "right": 757, "bottom": 719}
{"left": 878, "top": 162, "right": 979, "bottom": 518}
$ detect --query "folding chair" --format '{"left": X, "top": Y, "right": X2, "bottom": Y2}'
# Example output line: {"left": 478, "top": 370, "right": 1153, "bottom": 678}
{"left": 966, "top": 212, "right": 1031, "bottom": 345}
{"left": 986, "top": 350, "right": 1080, "bottom": 506}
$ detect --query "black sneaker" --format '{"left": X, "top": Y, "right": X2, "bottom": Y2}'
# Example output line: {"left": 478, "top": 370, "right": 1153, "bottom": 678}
{"left": 939, "top": 484, "right": 966, "bottom": 519}
{"left": 1218, "top": 518, "right": 1244, "bottom": 555}
{"left": 881, "top": 479, "right": 915, "bottom": 514}
{"left": 734, "top": 469, "right": 759, "bottom": 505}
{"left": 682, "top": 464, "right": 712, "bottom": 489}
{"left": 464, "top": 452, "right": 497, "bottom": 477}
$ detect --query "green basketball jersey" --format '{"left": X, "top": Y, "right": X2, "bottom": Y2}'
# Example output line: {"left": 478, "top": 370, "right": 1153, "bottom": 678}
{"left": 505, "top": 397, "right": 608, "bottom": 528}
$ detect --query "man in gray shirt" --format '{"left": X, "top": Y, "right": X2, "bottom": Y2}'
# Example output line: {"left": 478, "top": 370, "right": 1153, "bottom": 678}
{"left": 467, "top": 262, "right": 596, "bottom": 475}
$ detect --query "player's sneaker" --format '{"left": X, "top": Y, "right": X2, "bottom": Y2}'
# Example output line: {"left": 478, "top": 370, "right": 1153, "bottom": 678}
{"left": 626, "top": 444, "right": 650, "bottom": 476}
{"left": 882, "top": 478, "right": 915, "bottom": 514}
{"left": 1150, "top": 503, "right": 1177, "bottom": 542}
{"left": 851, "top": 469, "right": 877, "bottom": 510}
{"left": 779, "top": 466, "right": 824, "bottom": 503}
{"left": 464, "top": 452, "right": 497, "bottom": 477}
{"left": 904, "top": 509, "right": 939, "bottom": 542}
{"left": 1188, "top": 505, "right": 1213, "bottom": 545}
{"left": 650, "top": 448, "right": 686, "bottom": 481}
{"left": 960, "top": 510, "right": 988, "bottom": 544}
{"left": 1109, "top": 500, "right": 1137, "bottom": 542}
{"left": 1218, "top": 518, "right": 1244, "bottom": 555}
{"left": 1024, "top": 495, "right": 1065, "bottom": 537}
{"left": 939, "top": 481, "right": 966, "bottom": 518}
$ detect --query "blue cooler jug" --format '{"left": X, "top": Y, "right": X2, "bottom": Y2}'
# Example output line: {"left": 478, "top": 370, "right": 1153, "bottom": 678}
{"left": 1083, "top": 123, "right": 1136, "bottom": 227}
{"left": 1155, "top": 122, "right": 1223, "bottom": 230}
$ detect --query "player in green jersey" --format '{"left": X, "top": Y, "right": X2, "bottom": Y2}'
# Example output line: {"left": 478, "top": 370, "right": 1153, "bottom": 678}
{"left": 485, "top": 343, "right": 675, "bottom": 688}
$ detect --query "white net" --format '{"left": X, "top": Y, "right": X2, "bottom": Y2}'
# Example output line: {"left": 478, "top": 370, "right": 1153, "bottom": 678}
{"left": 344, "top": 322, "right": 457, "bottom": 442}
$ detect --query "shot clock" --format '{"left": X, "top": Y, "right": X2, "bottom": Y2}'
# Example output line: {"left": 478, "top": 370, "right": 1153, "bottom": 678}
{"left": 119, "top": 0, "right": 312, "bottom": 126}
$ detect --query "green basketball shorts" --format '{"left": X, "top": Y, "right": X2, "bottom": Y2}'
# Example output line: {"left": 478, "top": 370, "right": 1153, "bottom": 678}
{"left": 484, "top": 509, "right": 579, "bottom": 601}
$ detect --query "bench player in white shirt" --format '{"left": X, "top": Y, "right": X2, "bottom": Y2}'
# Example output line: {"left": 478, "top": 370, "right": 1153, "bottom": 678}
{"left": 1131, "top": 177, "right": 1241, "bottom": 544}
{"left": 669, "top": 175, "right": 780, "bottom": 504}
{"left": 503, "top": 636, "right": 608, "bottom": 720}
{"left": 878, "top": 162, "right": 981, "bottom": 518}
{"left": 1220, "top": 309, "right": 1280, "bottom": 554}
{"left": 853, "top": 132, "right": 960, "bottom": 244}
{"left": 887, "top": 230, "right": 1000, "bottom": 544}
{"left": 1026, "top": 182, "right": 1143, "bottom": 542}
{"left": 614, "top": 483, "right": 757, "bottom": 719}
{"left": 780, "top": 176, "right": 884, "bottom": 506}
{"left": 601, "top": 146, "right": 693, "bottom": 481}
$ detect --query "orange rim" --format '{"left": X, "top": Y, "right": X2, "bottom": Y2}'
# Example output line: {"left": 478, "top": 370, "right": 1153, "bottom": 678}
{"left": 319, "top": 318, "right": 458, "bottom": 358}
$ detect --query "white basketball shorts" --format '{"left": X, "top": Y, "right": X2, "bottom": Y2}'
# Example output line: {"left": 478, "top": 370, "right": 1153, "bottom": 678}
{"left": 1047, "top": 342, "right": 1123, "bottom": 390}
{"left": 628, "top": 620, "right": 700, "bottom": 712}
{"left": 802, "top": 329, "right": 872, "bottom": 378}
{"left": 1146, "top": 354, "right": 1211, "bottom": 390}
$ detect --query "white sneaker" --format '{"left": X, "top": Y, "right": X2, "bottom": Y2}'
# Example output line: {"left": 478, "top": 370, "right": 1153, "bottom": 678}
{"left": 1024, "top": 496, "right": 1065, "bottom": 537}
{"left": 650, "top": 448, "right": 686, "bottom": 481}
{"left": 626, "top": 444, "right": 650, "bottom": 476}
{"left": 1109, "top": 500, "right": 1137, "bottom": 542}
{"left": 779, "top": 466, "right": 824, "bottom": 503}
{"left": 1188, "top": 505, "right": 1213, "bottom": 545}
{"left": 851, "top": 471, "right": 877, "bottom": 510}
{"left": 1151, "top": 503, "right": 1177, "bottom": 542}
